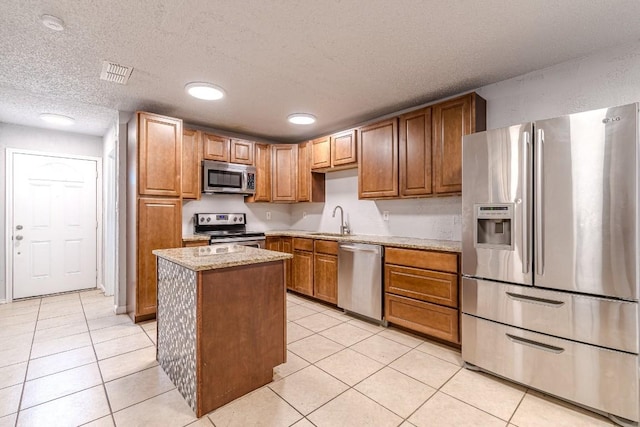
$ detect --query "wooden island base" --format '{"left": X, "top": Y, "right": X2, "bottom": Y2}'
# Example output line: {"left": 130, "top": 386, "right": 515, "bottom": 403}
{"left": 156, "top": 257, "right": 286, "bottom": 417}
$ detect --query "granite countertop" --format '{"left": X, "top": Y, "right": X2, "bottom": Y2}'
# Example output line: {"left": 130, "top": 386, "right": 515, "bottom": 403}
{"left": 153, "top": 245, "right": 293, "bottom": 271}
{"left": 182, "top": 234, "right": 211, "bottom": 242}
{"left": 265, "top": 230, "right": 461, "bottom": 253}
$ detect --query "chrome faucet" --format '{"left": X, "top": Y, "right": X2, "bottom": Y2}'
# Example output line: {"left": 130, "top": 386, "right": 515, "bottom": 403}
{"left": 332, "top": 205, "right": 350, "bottom": 235}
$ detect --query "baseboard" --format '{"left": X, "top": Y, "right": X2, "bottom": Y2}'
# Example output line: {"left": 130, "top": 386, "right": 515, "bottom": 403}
{"left": 98, "top": 283, "right": 106, "bottom": 293}
{"left": 0, "top": 299, "right": 6, "bottom": 305}
{"left": 115, "top": 305, "right": 127, "bottom": 315}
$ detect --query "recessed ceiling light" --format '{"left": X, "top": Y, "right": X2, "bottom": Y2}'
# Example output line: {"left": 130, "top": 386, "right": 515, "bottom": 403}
{"left": 185, "top": 82, "right": 225, "bottom": 101}
{"left": 39, "top": 113, "right": 75, "bottom": 126}
{"left": 288, "top": 113, "right": 316, "bottom": 125}
{"left": 40, "top": 14, "right": 65, "bottom": 31}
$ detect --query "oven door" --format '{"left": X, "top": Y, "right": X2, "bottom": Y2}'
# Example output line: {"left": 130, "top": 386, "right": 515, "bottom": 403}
{"left": 209, "top": 236, "right": 266, "bottom": 248}
{"left": 233, "top": 240, "right": 265, "bottom": 249}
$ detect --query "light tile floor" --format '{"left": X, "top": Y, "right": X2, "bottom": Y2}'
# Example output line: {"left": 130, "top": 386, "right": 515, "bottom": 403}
{"left": 0, "top": 289, "right": 616, "bottom": 426}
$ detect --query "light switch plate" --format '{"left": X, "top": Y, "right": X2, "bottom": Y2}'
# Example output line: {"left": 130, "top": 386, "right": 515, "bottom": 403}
{"left": 383, "top": 211, "right": 390, "bottom": 221}
{"left": 302, "top": 211, "right": 307, "bottom": 219}
{"left": 266, "top": 211, "right": 272, "bottom": 220}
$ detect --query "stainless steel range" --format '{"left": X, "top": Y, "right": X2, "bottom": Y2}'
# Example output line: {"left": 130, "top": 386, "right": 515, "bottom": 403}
{"left": 193, "top": 213, "right": 265, "bottom": 248}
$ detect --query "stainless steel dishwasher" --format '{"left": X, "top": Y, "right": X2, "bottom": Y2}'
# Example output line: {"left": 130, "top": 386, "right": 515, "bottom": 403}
{"left": 337, "top": 243, "right": 384, "bottom": 323}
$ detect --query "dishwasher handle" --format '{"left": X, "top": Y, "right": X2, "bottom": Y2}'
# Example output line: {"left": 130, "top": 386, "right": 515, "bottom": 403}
{"left": 339, "top": 245, "right": 383, "bottom": 255}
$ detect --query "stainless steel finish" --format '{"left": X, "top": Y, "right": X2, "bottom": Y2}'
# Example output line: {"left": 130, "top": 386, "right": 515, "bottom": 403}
{"left": 535, "top": 127, "right": 544, "bottom": 277}
{"left": 533, "top": 104, "right": 638, "bottom": 299}
{"left": 462, "top": 123, "right": 533, "bottom": 285}
{"left": 193, "top": 212, "right": 265, "bottom": 247}
{"left": 462, "top": 315, "right": 639, "bottom": 422}
{"left": 462, "top": 277, "right": 639, "bottom": 353}
{"left": 194, "top": 213, "right": 246, "bottom": 226}
{"left": 473, "top": 204, "right": 514, "bottom": 250}
{"left": 505, "top": 333, "right": 564, "bottom": 354}
{"left": 232, "top": 240, "right": 265, "bottom": 249}
{"left": 332, "top": 205, "right": 350, "bottom": 235}
{"left": 521, "top": 131, "right": 530, "bottom": 274}
{"left": 202, "top": 160, "right": 256, "bottom": 195}
{"left": 337, "top": 243, "right": 383, "bottom": 322}
{"left": 205, "top": 236, "right": 265, "bottom": 246}
{"left": 15, "top": 235, "right": 23, "bottom": 241}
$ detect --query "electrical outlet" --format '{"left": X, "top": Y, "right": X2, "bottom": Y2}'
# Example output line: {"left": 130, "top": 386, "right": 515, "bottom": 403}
{"left": 266, "top": 211, "right": 272, "bottom": 220}
{"left": 302, "top": 211, "right": 307, "bottom": 219}
{"left": 383, "top": 211, "right": 390, "bottom": 221}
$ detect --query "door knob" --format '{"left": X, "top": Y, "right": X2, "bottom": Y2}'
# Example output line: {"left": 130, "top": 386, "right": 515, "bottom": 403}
{"left": 15, "top": 235, "right": 23, "bottom": 241}
{"left": 16, "top": 225, "right": 23, "bottom": 230}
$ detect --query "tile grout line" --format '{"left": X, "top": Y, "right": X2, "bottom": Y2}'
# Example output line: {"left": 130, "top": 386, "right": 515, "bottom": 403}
{"left": 13, "top": 297, "right": 42, "bottom": 427}
{"left": 506, "top": 388, "right": 528, "bottom": 426}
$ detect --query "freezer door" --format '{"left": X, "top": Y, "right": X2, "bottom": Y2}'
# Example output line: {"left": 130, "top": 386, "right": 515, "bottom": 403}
{"left": 462, "top": 123, "right": 533, "bottom": 285}
{"left": 534, "top": 103, "right": 638, "bottom": 300}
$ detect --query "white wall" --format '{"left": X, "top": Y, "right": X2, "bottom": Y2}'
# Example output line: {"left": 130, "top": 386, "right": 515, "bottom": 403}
{"left": 0, "top": 123, "right": 103, "bottom": 302}
{"left": 102, "top": 120, "right": 118, "bottom": 296}
{"left": 182, "top": 194, "right": 291, "bottom": 235}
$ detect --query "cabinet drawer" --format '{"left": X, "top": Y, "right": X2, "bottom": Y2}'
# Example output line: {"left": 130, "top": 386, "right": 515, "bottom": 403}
{"left": 182, "top": 240, "right": 209, "bottom": 248}
{"left": 293, "top": 238, "right": 314, "bottom": 252}
{"left": 385, "top": 247, "right": 458, "bottom": 273}
{"left": 462, "top": 315, "right": 638, "bottom": 422}
{"left": 462, "top": 277, "right": 638, "bottom": 353}
{"left": 386, "top": 265, "right": 457, "bottom": 308}
{"left": 385, "top": 294, "right": 459, "bottom": 343}
{"left": 314, "top": 240, "right": 338, "bottom": 255}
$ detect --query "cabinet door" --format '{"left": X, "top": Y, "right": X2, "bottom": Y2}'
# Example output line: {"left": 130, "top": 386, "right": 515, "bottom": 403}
{"left": 331, "top": 129, "right": 357, "bottom": 168}
{"left": 358, "top": 118, "right": 398, "bottom": 199}
{"left": 311, "top": 136, "right": 331, "bottom": 169}
{"left": 297, "top": 142, "right": 311, "bottom": 202}
{"left": 293, "top": 250, "right": 313, "bottom": 296}
{"left": 400, "top": 107, "right": 432, "bottom": 197}
{"left": 230, "top": 139, "right": 254, "bottom": 165}
{"left": 182, "top": 128, "right": 201, "bottom": 200}
{"left": 265, "top": 236, "right": 281, "bottom": 251}
{"left": 138, "top": 112, "right": 182, "bottom": 197}
{"left": 314, "top": 253, "right": 337, "bottom": 304}
{"left": 137, "top": 197, "right": 182, "bottom": 317}
{"left": 251, "top": 143, "right": 271, "bottom": 202}
{"left": 282, "top": 238, "right": 293, "bottom": 290}
{"left": 203, "top": 133, "right": 230, "bottom": 162}
{"left": 271, "top": 144, "right": 297, "bottom": 202}
{"left": 432, "top": 94, "right": 488, "bottom": 194}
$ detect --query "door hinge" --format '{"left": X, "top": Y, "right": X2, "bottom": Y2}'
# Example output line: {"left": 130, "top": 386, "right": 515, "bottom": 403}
{"left": 96, "top": 222, "right": 99, "bottom": 229}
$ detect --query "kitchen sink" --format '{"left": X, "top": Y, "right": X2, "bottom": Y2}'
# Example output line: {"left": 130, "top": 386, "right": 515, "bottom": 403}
{"left": 308, "top": 232, "right": 349, "bottom": 237}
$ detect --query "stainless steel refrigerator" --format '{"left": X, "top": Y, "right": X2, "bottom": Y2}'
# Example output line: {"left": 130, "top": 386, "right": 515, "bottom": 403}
{"left": 461, "top": 103, "right": 639, "bottom": 425}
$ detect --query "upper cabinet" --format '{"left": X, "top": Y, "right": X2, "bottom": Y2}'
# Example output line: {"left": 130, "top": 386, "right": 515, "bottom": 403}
{"left": 247, "top": 143, "right": 271, "bottom": 203}
{"left": 399, "top": 107, "right": 432, "bottom": 197}
{"left": 432, "top": 93, "right": 486, "bottom": 194}
{"left": 138, "top": 112, "right": 182, "bottom": 197}
{"left": 330, "top": 129, "right": 357, "bottom": 168}
{"left": 311, "top": 129, "right": 357, "bottom": 171}
{"left": 230, "top": 138, "right": 254, "bottom": 165}
{"left": 358, "top": 118, "right": 399, "bottom": 199}
{"left": 271, "top": 144, "right": 298, "bottom": 202}
{"left": 202, "top": 133, "right": 230, "bottom": 162}
{"left": 182, "top": 128, "right": 201, "bottom": 200}
{"left": 297, "top": 141, "right": 325, "bottom": 203}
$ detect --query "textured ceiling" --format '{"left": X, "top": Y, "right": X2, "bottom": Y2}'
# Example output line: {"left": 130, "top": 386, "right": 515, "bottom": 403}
{"left": 1, "top": 1, "right": 640, "bottom": 140}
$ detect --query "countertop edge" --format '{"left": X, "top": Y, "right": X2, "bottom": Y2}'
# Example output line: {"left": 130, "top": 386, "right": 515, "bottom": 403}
{"left": 153, "top": 248, "right": 293, "bottom": 271}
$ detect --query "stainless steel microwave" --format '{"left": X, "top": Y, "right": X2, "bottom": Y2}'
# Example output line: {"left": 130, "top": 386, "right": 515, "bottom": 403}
{"left": 202, "top": 160, "right": 256, "bottom": 195}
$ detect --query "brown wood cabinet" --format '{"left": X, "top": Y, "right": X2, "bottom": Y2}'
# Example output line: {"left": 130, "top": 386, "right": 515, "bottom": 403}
{"left": 384, "top": 247, "right": 460, "bottom": 344}
{"left": 432, "top": 93, "right": 486, "bottom": 194}
{"left": 399, "top": 107, "right": 432, "bottom": 197}
{"left": 313, "top": 240, "right": 338, "bottom": 304}
{"left": 138, "top": 112, "right": 182, "bottom": 197}
{"left": 246, "top": 143, "right": 271, "bottom": 203}
{"left": 311, "top": 136, "right": 331, "bottom": 169}
{"left": 297, "top": 141, "right": 325, "bottom": 203}
{"left": 230, "top": 139, "right": 254, "bottom": 165}
{"left": 266, "top": 236, "right": 293, "bottom": 290}
{"left": 182, "top": 240, "right": 209, "bottom": 248}
{"left": 136, "top": 197, "right": 182, "bottom": 318}
{"left": 182, "top": 128, "right": 201, "bottom": 200}
{"left": 203, "top": 133, "right": 230, "bottom": 162}
{"left": 292, "top": 238, "right": 314, "bottom": 296}
{"left": 271, "top": 144, "right": 297, "bottom": 202}
{"left": 358, "top": 118, "right": 399, "bottom": 199}
{"left": 331, "top": 129, "right": 357, "bottom": 168}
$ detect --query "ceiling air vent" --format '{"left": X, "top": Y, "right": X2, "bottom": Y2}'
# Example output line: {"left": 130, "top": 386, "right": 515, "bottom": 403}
{"left": 100, "top": 61, "right": 133, "bottom": 84}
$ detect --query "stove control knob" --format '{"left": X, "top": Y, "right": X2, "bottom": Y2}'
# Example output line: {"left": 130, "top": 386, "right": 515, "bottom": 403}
{"left": 206, "top": 217, "right": 211, "bottom": 222}
{"left": 233, "top": 217, "right": 238, "bottom": 222}
{"left": 199, "top": 217, "right": 205, "bottom": 223}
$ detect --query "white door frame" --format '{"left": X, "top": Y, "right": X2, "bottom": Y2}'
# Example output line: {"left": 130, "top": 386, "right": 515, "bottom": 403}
{"left": 4, "top": 148, "right": 103, "bottom": 302}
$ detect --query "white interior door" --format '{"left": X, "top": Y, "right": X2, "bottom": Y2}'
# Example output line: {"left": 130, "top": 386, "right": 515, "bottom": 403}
{"left": 12, "top": 153, "right": 98, "bottom": 299}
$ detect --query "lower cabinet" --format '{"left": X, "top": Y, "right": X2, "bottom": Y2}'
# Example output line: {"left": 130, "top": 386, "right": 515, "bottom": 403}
{"left": 384, "top": 247, "right": 460, "bottom": 344}
{"left": 266, "top": 236, "right": 293, "bottom": 290}
{"left": 313, "top": 240, "right": 338, "bottom": 304}
{"left": 292, "top": 238, "right": 314, "bottom": 296}
{"left": 182, "top": 240, "right": 209, "bottom": 248}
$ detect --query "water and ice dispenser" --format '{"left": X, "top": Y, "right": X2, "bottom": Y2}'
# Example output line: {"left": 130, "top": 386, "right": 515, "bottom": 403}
{"left": 474, "top": 204, "right": 514, "bottom": 250}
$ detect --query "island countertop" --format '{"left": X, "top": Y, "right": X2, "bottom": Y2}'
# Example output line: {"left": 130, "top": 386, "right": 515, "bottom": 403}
{"left": 153, "top": 245, "right": 293, "bottom": 271}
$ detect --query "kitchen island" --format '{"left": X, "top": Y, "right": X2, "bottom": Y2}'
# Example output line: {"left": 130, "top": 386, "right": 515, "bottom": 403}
{"left": 152, "top": 244, "right": 292, "bottom": 417}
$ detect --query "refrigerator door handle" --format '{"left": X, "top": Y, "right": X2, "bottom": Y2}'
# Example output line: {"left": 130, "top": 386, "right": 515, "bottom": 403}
{"left": 521, "top": 131, "right": 530, "bottom": 274}
{"left": 505, "top": 291, "right": 565, "bottom": 307}
{"left": 506, "top": 333, "right": 565, "bottom": 354}
{"left": 535, "top": 128, "right": 545, "bottom": 276}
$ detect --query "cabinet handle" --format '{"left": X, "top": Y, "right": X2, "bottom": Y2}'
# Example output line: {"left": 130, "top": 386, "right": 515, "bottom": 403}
{"left": 506, "top": 333, "right": 564, "bottom": 354}
{"left": 505, "top": 292, "right": 564, "bottom": 307}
